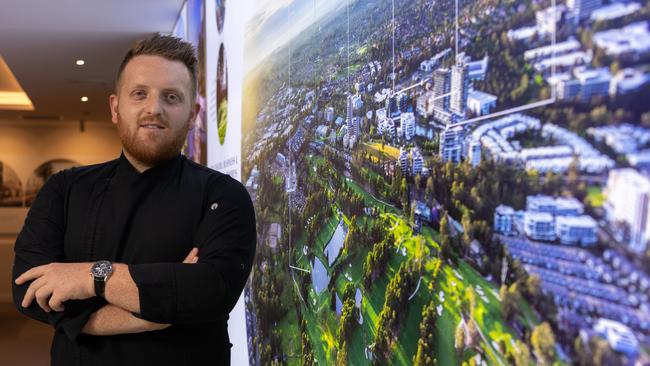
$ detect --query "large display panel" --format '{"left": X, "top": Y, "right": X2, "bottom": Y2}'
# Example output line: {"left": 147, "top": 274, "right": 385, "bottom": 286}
{"left": 240, "top": 0, "right": 650, "bottom": 365}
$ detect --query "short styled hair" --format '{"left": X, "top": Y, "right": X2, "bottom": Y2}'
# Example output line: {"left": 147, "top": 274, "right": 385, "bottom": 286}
{"left": 116, "top": 33, "right": 198, "bottom": 97}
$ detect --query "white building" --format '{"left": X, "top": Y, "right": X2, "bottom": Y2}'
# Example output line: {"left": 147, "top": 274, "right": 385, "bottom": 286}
{"left": 594, "top": 318, "right": 639, "bottom": 356}
{"left": 555, "top": 196, "right": 585, "bottom": 216}
{"left": 494, "top": 204, "right": 515, "bottom": 235}
{"left": 468, "top": 140, "right": 482, "bottom": 167}
{"left": 590, "top": 2, "right": 641, "bottom": 22}
{"left": 420, "top": 59, "right": 436, "bottom": 72}
{"left": 567, "top": 0, "right": 602, "bottom": 20}
{"left": 411, "top": 148, "right": 424, "bottom": 176}
{"left": 524, "top": 211, "right": 556, "bottom": 241}
{"left": 433, "top": 67, "right": 452, "bottom": 121}
{"left": 536, "top": 5, "right": 565, "bottom": 34}
{"left": 587, "top": 123, "right": 650, "bottom": 155}
{"left": 316, "top": 125, "right": 330, "bottom": 138}
{"left": 574, "top": 67, "right": 611, "bottom": 101}
{"left": 467, "top": 55, "right": 489, "bottom": 81}
{"left": 377, "top": 116, "right": 395, "bottom": 139}
{"left": 508, "top": 26, "right": 539, "bottom": 41}
{"left": 524, "top": 38, "right": 581, "bottom": 60}
{"left": 439, "top": 125, "right": 466, "bottom": 163}
{"left": 555, "top": 215, "right": 598, "bottom": 245}
{"left": 604, "top": 168, "right": 650, "bottom": 252}
{"left": 593, "top": 21, "right": 650, "bottom": 57}
{"left": 325, "top": 106, "right": 335, "bottom": 122}
{"left": 527, "top": 194, "right": 585, "bottom": 217}
{"left": 533, "top": 50, "right": 593, "bottom": 73}
{"left": 399, "top": 147, "right": 409, "bottom": 175}
{"left": 520, "top": 145, "right": 573, "bottom": 162}
{"left": 628, "top": 150, "right": 650, "bottom": 170}
{"left": 527, "top": 194, "right": 559, "bottom": 215}
{"left": 609, "top": 68, "right": 650, "bottom": 96}
{"left": 450, "top": 57, "right": 469, "bottom": 117}
{"left": 351, "top": 95, "right": 364, "bottom": 110}
{"left": 467, "top": 90, "right": 497, "bottom": 116}
{"left": 416, "top": 91, "right": 435, "bottom": 118}
{"left": 401, "top": 112, "right": 416, "bottom": 141}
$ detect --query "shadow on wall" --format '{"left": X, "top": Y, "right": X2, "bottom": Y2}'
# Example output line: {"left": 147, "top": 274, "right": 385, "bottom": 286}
{"left": 0, "top": 159, "right": 80, "bottom": 207}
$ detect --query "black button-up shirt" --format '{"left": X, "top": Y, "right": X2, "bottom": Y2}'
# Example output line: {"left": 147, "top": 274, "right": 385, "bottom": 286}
{"left": 11, "top": 152, "right": 256, "bottom": 366}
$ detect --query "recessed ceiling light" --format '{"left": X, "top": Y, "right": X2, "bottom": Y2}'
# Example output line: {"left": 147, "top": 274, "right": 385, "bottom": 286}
{"left": 81, "top": 96, "right": 89, "bottom": 102}
{"left": 76, "top": 59, "right": 85, "bottom": 66}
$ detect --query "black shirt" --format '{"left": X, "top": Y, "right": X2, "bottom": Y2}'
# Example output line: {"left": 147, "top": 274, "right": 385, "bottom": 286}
{"left": 11, "top": 152, "right": 256, "bottom": 366}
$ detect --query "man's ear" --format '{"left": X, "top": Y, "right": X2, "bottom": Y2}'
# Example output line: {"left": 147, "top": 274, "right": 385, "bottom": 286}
{"left": 109, "top": 94, "right": 119, "bottom": 125}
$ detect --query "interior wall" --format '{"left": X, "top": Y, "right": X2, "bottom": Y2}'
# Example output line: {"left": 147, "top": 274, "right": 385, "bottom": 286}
{"left": 0, "top": 119, "right": 121, "bottom": 302}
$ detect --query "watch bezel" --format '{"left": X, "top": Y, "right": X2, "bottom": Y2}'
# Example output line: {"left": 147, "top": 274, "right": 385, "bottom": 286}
{"left": 90, "top": 260, "right": 113, "bottom": 280}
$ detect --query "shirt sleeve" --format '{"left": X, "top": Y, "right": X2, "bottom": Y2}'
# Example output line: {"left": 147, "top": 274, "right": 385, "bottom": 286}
{"left": 128, "top": 175, "right": 257, "bottom": 324}
{"left": 11, "top": 171, "right": 107, "bottom": 342}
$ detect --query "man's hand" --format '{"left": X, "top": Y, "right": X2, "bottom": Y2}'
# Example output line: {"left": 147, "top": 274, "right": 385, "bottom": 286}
{"left": 15, "top": 262, "right": 94, "bottom": 312}
{"left": 15, "top": 247, "right": 200, "bottom": 313}
{"left": 183, "top": 247, "right": 199, "bottom": 264}
{"left": 81, "top": 247, "right": 200, "bottom": 336}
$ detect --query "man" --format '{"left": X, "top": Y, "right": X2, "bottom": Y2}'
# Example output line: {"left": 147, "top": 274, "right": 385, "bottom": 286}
{"left": 11, "top": 34, "right": 256, "bottom": 365}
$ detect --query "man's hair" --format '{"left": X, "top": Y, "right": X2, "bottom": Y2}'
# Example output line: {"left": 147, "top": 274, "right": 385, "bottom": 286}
{"left": 116, "top": 33, "right": 198, "bottom": 98}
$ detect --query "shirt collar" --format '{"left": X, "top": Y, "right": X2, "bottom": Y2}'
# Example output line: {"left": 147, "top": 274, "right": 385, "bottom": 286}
{"left": 117, "top": 150, "right": 184, "bottom": 181}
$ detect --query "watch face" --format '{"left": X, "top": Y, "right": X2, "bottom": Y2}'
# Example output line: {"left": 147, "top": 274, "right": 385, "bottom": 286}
{"left": 91, "top": 260, "right": 113, "bottom": 278}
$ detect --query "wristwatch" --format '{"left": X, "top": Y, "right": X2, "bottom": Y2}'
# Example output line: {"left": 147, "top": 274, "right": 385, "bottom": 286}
{"left": 90, "top": 260, "right": 113, "bottom": 298}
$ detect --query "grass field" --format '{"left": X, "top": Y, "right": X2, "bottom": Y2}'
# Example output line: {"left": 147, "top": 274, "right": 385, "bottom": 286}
{"left": 362, "top": 141, "right": 402, "bottom": 160}
{"left": 271, "top": 151, "right": 548, "bottom": 366}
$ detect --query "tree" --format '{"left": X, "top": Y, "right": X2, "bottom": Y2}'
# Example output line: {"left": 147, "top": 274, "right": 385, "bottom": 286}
{"left": 500, "top": 283, "right": 519, "bottom": 323}
{"left": 524, "top": 275, "right": 541, "bottom": 305}
{"left": 336, "top": 341, "right": 348, "bottom": 366}
{"left": 425, "top": 176, "right": 435, "bottom": 204}
{"left": 301, "top": 319, "right": 315, "bottom": 366}
{"left": 439, "top": 212, "right": 451, "bottom": 252}
{"left": 510, "top": 340, "right": 531, "bottom": 366}
{"left": 531, "top": 322, "right": 556, "bottom": 366}
{"left": 466, "top": 319, "right": 479, "bottom": 349}
{"left": 574, "top": 335, "right": 618, "bottom": 366}
{"left": 413, "top": 301, "right": 438, "bottom": 366}
{"left": 401, "top": 177, "right": 409, "bottom": 210}
{"left": 461, "top": 210, "right": 473, "bottom": 257}
{"left": 454, "top": 321, "right": 466, "bottom": 355}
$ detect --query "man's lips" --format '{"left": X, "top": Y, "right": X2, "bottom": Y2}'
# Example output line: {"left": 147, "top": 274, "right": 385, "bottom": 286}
{"left": 139, "top": 123, "right": 166, "bottom": 130}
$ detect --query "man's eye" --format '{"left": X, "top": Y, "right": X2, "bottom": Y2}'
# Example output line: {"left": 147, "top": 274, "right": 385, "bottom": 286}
{"left": 166, "top": 94, "right": 180, "bottom": 103}
{"left": 132, "top": 90, "right": 146, "bottom": 99}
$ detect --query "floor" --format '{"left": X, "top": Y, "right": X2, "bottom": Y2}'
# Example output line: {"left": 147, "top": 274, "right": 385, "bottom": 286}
{"left": 0, "top": 302, "right": 53, "bottom": 366}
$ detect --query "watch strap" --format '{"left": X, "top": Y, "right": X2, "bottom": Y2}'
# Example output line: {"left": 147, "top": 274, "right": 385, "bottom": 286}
{"left": 94, "top": 276, "right": 106, "bottom": 298}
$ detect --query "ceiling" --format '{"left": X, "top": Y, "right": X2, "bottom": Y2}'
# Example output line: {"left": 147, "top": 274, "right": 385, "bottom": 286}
{"left": 0, "top": 0, "right": 184, "bottom": 123}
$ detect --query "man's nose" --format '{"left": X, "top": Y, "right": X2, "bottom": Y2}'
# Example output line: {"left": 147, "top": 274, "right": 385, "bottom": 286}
{"left": 143, "top": 91, "right": 163, "bottom": 115}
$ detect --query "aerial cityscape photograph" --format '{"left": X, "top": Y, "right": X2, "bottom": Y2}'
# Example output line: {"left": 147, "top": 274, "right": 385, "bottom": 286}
{"left": 241, "top": 0, "right": 650, "bottom": 364}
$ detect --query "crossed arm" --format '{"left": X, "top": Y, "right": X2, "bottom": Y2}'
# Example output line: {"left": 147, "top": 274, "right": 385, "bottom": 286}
{"left": 14, "top": 247, "right": 200, "bottom": 336}
{"left": 12, "top": 171, "right": 256, "bottom": 340}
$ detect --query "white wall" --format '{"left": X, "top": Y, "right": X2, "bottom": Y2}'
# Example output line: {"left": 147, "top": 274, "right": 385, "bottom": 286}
{"left": 0, "top": 119, "right": 122, "bottom": 302}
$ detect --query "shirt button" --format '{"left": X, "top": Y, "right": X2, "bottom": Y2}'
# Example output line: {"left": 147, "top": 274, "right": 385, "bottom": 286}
{"left": 210, "top": 203, "right": 219, "bottom": 210}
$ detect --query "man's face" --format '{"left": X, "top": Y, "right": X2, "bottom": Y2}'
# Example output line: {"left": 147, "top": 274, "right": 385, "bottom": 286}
{"left": 109, "top": 55, "right": 198, "bottom": 167}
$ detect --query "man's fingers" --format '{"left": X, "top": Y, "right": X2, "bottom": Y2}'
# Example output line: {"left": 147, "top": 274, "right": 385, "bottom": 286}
{"left": 49, "top": 293, "right": 66, "bottom": 312}
{"left": 22, "top": 277, "right": 46, "bottom": 308}
{"left": 15, "top": 265, "right": 46, "bottom": 285}
{"left": 35, "top": 286, "right": 53, "bottom": 313}
{"left": 182, "top": 247, "right": 199, "bottom": 263}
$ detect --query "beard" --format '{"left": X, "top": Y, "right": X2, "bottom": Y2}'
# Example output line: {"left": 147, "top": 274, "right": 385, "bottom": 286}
{"left": 116, "top": 112, "right": 190, "bottom": 167}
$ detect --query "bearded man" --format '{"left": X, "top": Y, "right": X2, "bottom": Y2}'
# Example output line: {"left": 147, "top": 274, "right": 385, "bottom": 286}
{"left": 12, "top": 34, "right": 256, "bottom": 366}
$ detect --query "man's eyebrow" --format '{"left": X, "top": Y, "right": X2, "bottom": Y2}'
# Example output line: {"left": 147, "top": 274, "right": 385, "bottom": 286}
{"left": 129, "top": 84, "right": 150, "bottom": 90}
{"left": 161, "top": 88, "right": 185, "bottom": 96}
